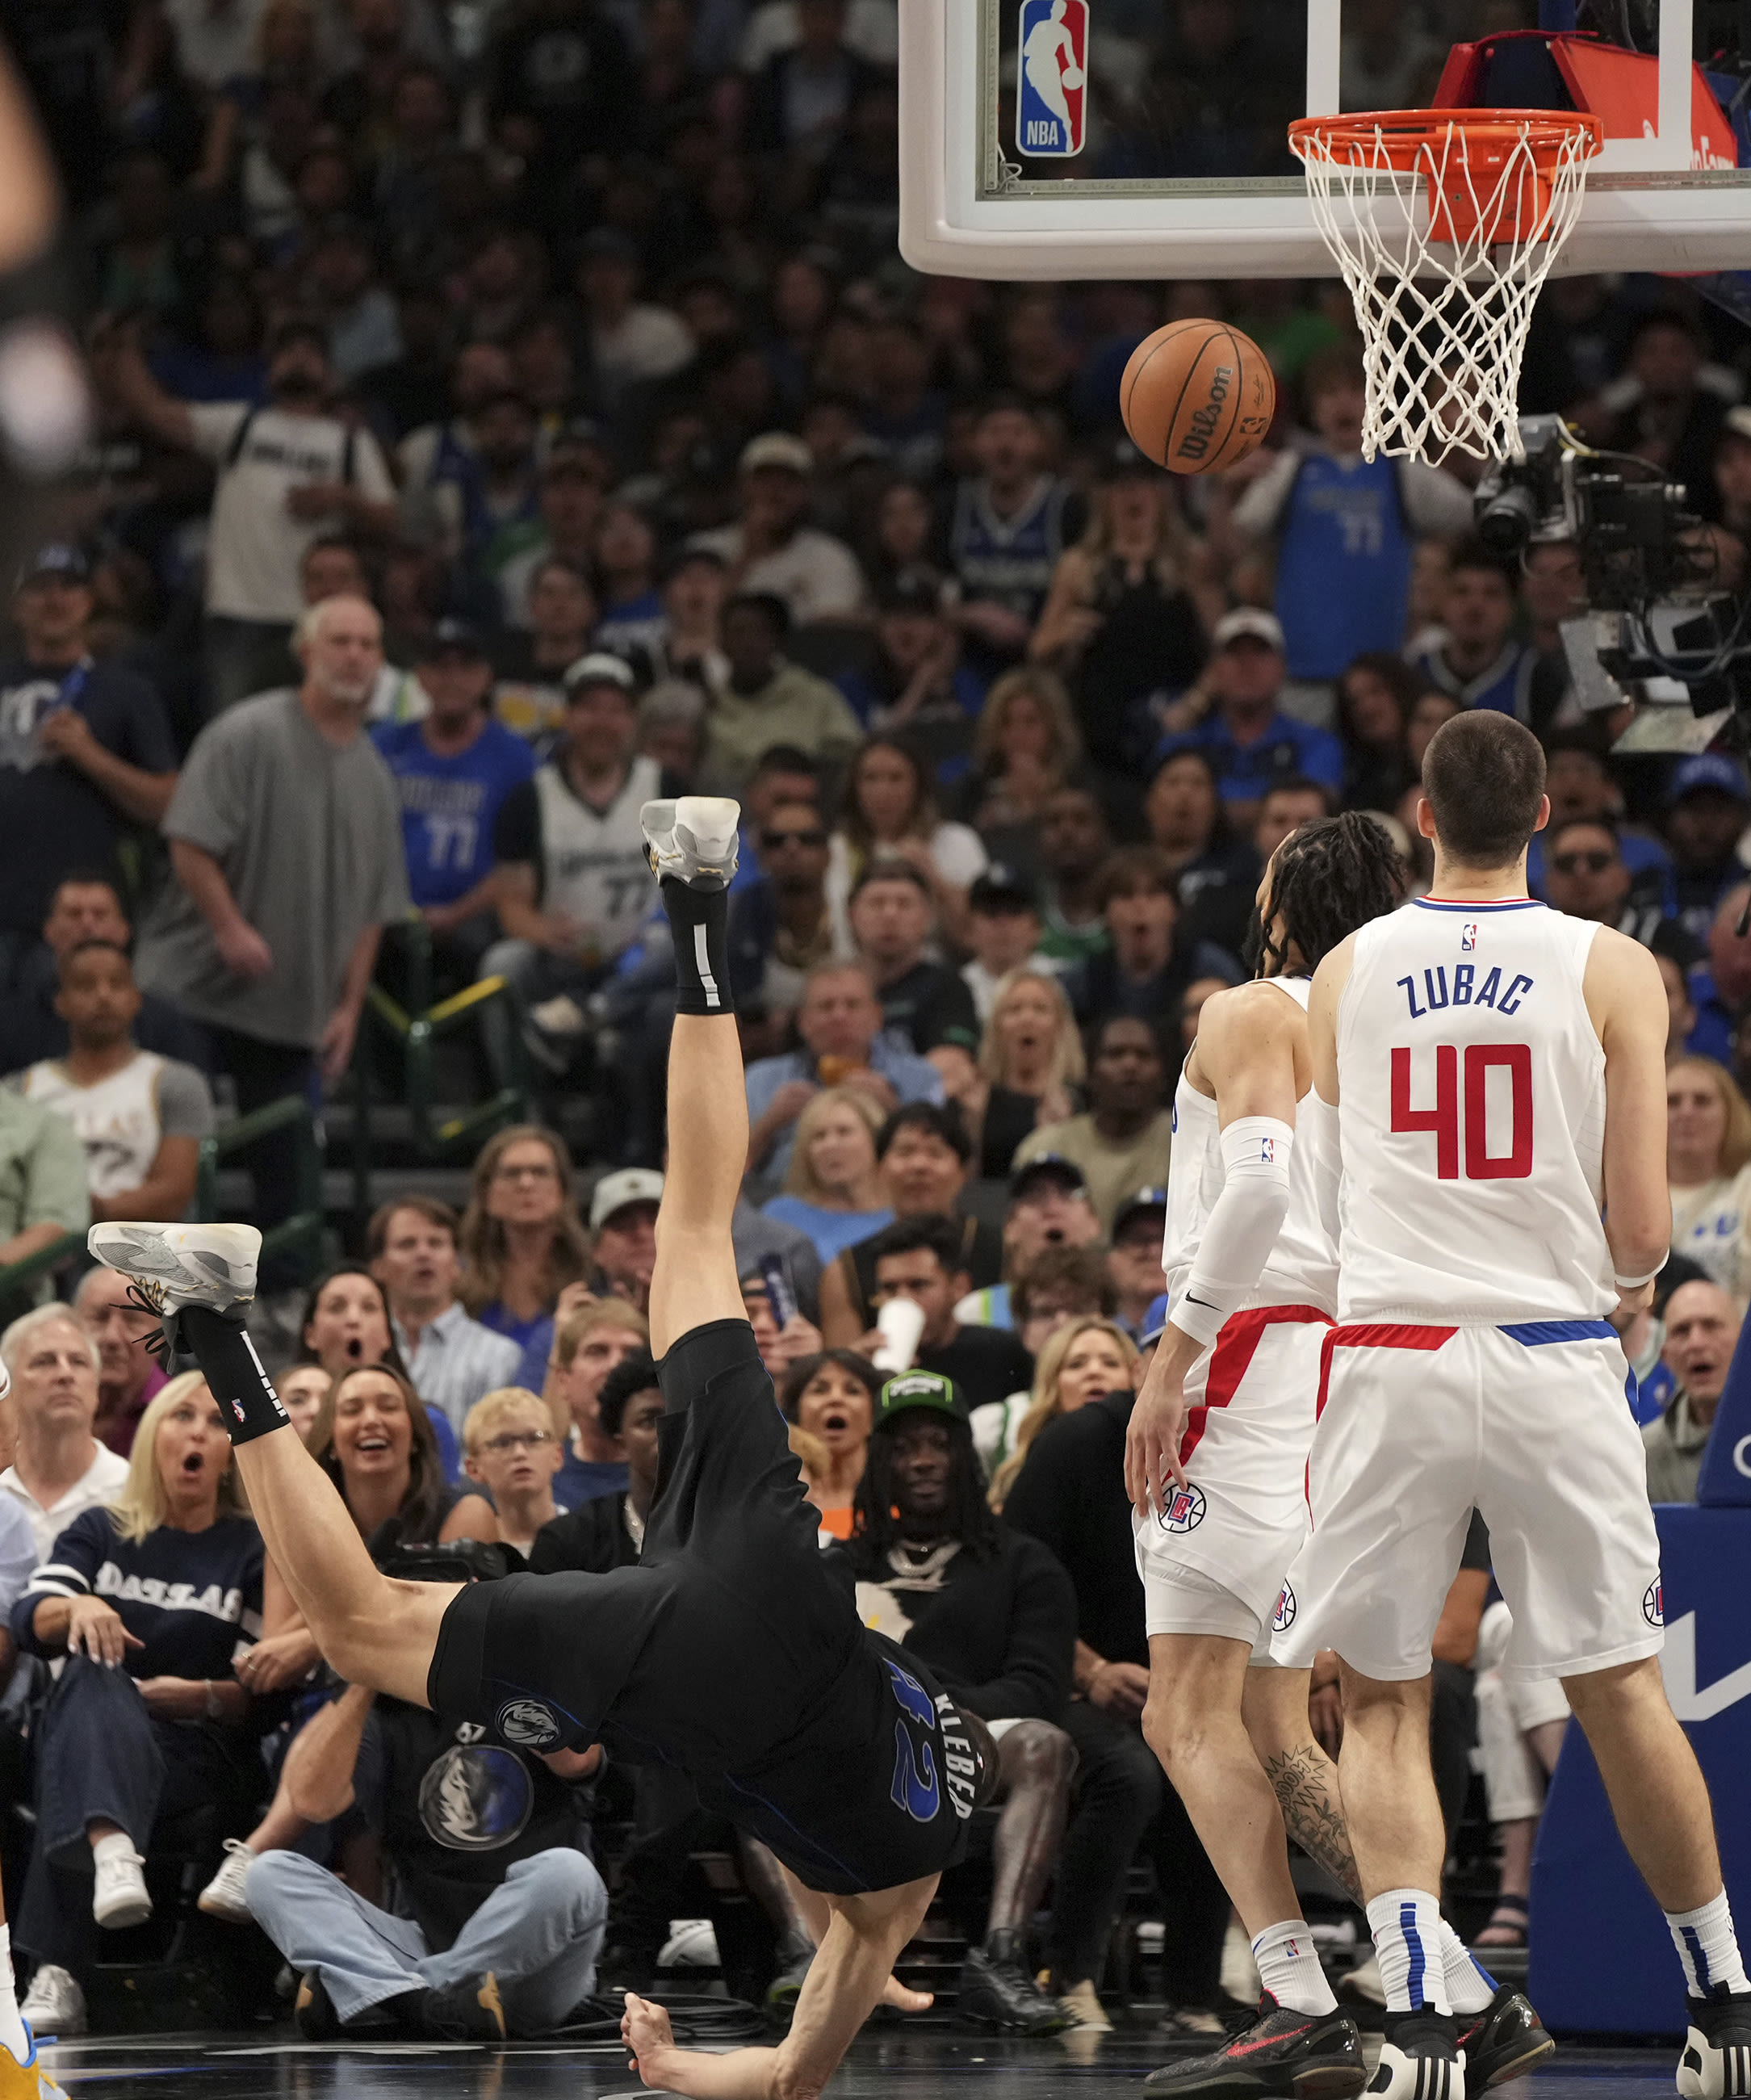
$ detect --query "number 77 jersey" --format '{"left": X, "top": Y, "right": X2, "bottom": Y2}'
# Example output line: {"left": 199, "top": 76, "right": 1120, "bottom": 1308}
{"left": 1334, "top": 897, "right": 1614, "bottom": 1325}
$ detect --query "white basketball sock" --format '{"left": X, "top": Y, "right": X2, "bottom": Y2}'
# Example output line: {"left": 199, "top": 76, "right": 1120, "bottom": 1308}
{"left": 1366, "top": 1889, "right": 1451, "bottom": 2014}
{"left": 1438, "top": 1918, "right": 1496, "bottom": 2015}
{"left": 1252, "top": 1918, "right": 1337, "bottom": 2016}
{"left": 1669, "top": 1892, "right": 1750, "bottom": 1998}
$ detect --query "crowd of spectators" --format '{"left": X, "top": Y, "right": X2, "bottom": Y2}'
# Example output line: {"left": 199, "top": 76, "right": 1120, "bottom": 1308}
{"left": 0, "top": 0, "right": 1749, "bottom": 2052}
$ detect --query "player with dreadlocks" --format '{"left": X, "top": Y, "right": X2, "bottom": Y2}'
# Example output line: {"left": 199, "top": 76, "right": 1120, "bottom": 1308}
{"left": 1123, "top": 814, "right": 1552, "bottom": 2100}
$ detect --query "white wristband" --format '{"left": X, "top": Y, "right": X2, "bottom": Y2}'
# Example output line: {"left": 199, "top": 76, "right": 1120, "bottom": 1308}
{"left": 1614, "top": 1268, "right": 1661, "bottom": 1291}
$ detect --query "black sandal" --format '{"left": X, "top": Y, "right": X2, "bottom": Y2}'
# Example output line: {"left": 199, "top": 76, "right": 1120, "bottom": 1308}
{"left": 1473, "top": 1893, "right": 1530, "bottom": 1949}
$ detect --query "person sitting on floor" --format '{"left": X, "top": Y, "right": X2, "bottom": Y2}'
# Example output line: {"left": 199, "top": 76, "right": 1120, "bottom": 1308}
{"left": 13, "top": 1374, "right": 292, "bottom": 2039}
{"left": 846, "top": 1369, "right": 1077, "bottom": 2034}
{"left": 245, "top": 1550, "right": 607, "bottom": 2043}
{"left": 462, "top": 1387, "right": 562, "bottom": 1558}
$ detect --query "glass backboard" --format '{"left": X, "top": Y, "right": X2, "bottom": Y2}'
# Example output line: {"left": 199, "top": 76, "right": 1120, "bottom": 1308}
{"left": 897, "top": 0, "right": 1751, "bottom": 280}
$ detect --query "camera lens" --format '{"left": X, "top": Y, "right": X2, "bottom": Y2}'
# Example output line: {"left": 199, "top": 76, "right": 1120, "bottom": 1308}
{"left": 1477, "top": 483, "right": 1540, "bottom": 556}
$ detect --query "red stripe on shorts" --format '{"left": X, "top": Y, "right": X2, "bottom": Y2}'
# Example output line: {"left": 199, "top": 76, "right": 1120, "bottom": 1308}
{"left": 1308, "top": 1322, "right": 1458, "bottom": 1511}
{"left": 1179, "top": 1303, "right": 1334, "bottom": 1468}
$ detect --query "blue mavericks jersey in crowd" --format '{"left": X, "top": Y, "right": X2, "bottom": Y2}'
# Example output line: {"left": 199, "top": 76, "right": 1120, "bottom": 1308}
{"left": 948, "top": 476, "right": 1078, "bottom": 623}
{"left": 17, "top": 1507, "right": 263, "bottom": 1679}
{"left": 1275, "top": 455, "right": 1414, "bottom": 682}
{"left": 372, "top": 719, "right": 537, "bottom": 909}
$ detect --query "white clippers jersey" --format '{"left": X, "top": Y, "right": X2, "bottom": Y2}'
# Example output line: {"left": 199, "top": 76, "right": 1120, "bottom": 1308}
{"left": 1335, "top": 897, "right": 1611, "bottom": 1324}
{"left": 1162, "top": 975, "right": 1338, "bottom": 1318}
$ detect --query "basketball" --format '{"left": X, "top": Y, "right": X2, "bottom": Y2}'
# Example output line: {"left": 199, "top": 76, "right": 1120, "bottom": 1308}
{"left": 1120, "top": 320, "right": 1276, "bottom": 475}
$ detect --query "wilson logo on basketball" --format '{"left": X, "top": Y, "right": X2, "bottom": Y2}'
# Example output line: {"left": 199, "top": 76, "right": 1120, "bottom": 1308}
{"left": 1175, "top": 365, "right": 1234, "bottom": 463}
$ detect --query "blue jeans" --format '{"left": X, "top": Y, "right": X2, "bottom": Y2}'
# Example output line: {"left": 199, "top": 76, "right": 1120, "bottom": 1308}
{"left": 245, "top": 1846, "right": 607, "bottom": 2035}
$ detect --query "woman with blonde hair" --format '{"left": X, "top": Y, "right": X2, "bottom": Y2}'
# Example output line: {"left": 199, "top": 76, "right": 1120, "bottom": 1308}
{"left": 12, "top": 1375, "right": 292, "bottom": 2032}
{"left": 948, "top": 968, "right": 1083, "bottom": 1181}
{"left": 988, "top": 1316, "right": 1141, "bottom": 1509}
{"left": 763, "top": 1087, "right": 894, "bottom": 1266}
{"left": 459, "top": 1124, "right": 591, "bottom": 1362}
{"left": 1030, "top": 453, "right": 1220, "bottom": 774}
{"left": 961, "top": 665, "right": 1083, "bottom": 843}
{"left": 1668, "top": 1055, "right": 1751, "bottom": 1294}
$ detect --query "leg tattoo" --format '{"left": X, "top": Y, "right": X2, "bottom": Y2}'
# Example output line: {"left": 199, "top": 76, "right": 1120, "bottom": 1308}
{"left": 1263, "top": 1742, "right": 1364, "bottom": 1902}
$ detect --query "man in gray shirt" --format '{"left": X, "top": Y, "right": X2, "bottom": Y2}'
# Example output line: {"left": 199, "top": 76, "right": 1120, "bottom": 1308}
{"left": 137, "top": 594, "right": 409, "bottom": 1274}
{"left": 1644, "top": 1279, "right": 1743, "bottom": 1503}
{"left": 368, "top": 1197, "right": 523, "bottom": 1438}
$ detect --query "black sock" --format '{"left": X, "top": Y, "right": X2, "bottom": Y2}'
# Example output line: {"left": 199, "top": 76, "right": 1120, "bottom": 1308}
{"left": 180, "top": 1304, "right": 294, "bottom": 1444}
{"left": 661, "top": 877, "right": 734, "bottom": 1017}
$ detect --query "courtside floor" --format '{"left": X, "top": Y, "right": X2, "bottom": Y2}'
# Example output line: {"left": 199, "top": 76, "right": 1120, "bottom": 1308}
{"left": 32, "top": 2024, "right": 1689, "bottom": 2097}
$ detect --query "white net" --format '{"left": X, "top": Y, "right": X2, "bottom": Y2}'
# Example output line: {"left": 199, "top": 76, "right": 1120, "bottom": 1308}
{"left": 1289, "top": 112, "right": 1601, "bottom": 467}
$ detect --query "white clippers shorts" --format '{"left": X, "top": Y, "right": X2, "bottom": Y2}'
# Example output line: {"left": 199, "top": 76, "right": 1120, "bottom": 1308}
{"left": 1134, "top": 1306, "right": 1333, "bottom": 1662}
{"left": 1276, "top": 1318, "right": 1664, "bottom": 1685}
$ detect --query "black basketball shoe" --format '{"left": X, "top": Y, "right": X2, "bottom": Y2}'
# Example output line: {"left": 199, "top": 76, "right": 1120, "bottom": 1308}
{"left": 1456, "top": 1985, "right": 1555, "bottom": 2094}
{"left": 1142, "top": 1994, "right": 1367, "bottom": 2098}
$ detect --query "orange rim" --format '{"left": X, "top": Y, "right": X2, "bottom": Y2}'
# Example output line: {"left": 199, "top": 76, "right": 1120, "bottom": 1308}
{"left": 1289, "top": 108, "right": 1605, "bottom": 170}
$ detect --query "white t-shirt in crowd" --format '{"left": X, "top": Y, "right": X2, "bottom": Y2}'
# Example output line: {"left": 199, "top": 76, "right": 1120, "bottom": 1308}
{"left": 823, "top": 824, "right": 989, "bottom": 954}
{"left": 16, "top": 1051, "right": 215, "bottom": 1201}
{"left": 689, "top": 522, "right": 865, "bottom": 625}
{"left": 2, "top": 1442, "right": 131, "bottom": 1566}
{"left": 1671, "top": 1164, "right": 1751, "bottom": 1299}
{"left": 187, "top": 403, "right": 396, "bottom": 623}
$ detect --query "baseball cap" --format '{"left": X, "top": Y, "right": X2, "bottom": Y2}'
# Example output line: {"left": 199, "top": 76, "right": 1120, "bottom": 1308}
{"left": 1112, "top": 1185, "right": 1169, "bottom": 1238}
{"left": 415, "top": 617, "right": 487, "bottom": 661}
{"left": 739, "top": 431, "right": 814, "bottom": 476}
{"left": 1666, "top": 753, "right": 1750, "bottom": 807}
{"left": 589, "top": 1167, "right": 664, "bottom": 1231}
{"left": 1011, "top": 1154, "right": 1089, "bottom": 1201}
{"left": 1213, "top": 606, "right": 1286, "bottom": 652}
{"left": 563, "top": 652, "right": 636, "bottom": 697}
{"left": 17, "top": 543, "right": 90, "bottom": 589}
{"left": 969, "top": 863, "right": 1038, "bottom": 914}
{"left": 873, "top": 1369, "right": 969, "bottom": 1431}
{"left": 1725, "top": 405, "right": 1751, "bottom": 446}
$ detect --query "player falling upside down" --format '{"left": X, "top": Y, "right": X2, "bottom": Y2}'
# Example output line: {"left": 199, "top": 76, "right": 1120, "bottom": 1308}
{"left": 1125, "top": 813, "right": 1550, "bottom": 2100}
{"left": 1279, "top": 712, "right": 1751, "bottom": 2100}
{"left": 90, "top": 795, "right": 995, "bottom": 2100}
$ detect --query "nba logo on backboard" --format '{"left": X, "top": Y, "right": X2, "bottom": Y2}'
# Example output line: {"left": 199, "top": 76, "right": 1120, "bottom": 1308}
{"left": 1016, "top": 0, "right": 1087, "bottom": 158}
{"left": 1461, "top": 924, "right": 1478, "bottom": 952}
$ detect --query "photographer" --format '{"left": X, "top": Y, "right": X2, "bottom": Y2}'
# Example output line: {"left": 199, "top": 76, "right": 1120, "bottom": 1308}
{"left": 245, "top": 1545, "right": 606, "bottom": 2043}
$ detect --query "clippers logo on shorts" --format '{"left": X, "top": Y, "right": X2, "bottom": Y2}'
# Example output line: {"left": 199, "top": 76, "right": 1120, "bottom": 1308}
{"left": 495, "top": 1697, "right": 563, "bottom": 1750}
{"left": 1016, "top": 0, "right": 1087, "bottom": 158}
{"left": 1157, "top": 1482, "right": 1207, "bottom": 1534}
{"left": 1273, "top": 1581, "right": 1296, "bottom": 1633}
{"left": 883, "top": 1658, "right": 942, "bottom": 1823}
{"left": 1645, "top": 1580, "right": 1665, "bottom": 1628}
{"left": 1462, "top": 924, "right": 1478, "bottom": 952}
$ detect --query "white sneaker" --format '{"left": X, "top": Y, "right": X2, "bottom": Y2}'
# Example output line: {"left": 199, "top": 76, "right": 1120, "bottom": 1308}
{"left": 641, "top": 797, "right": 740, "bottom": 891}
{"left": 87, "top": 1222, "right": 260, "bottom": 1316}
{"left": 197, "top": 1838, "right": 256, "bottom": 1923}
{"left": 1058, "top": 1978, "right": 1112, "bottom": 2031}
{"left": 91, "top": 1844, "right": 151, "bottom": 1929}
{"left": 1342, "top": 1949, "right": 1387, "bottom": 2006}
{"left": 18, "top": 1966, "right": 84, "bottom": 2039}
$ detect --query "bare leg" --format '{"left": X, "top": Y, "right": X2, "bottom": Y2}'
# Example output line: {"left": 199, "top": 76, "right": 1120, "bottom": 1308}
{"left": 1562, "top": 1656, "right": 1725, "bottom": 1913}
{"left": 1144, "top": 1633, "right": 1305, "bottom": 1934}
{"left": 762, "top": 1854, "right": 932, "bottom": 2013}
{"left": 647, "top": 1011, "right": 752, "bottom": 1360}
{"left": 1335, "top": 1667, "right": 1446, "bottom": 1901}
{"left": 1242, "top": 1667, "right": 1364, "bottom": 1904}
{"left": 986, "top": 1721, "right": 1074, "bottom": 1941}
{"left": 180, "top": 1309, "right": 448, "bottom": 1705}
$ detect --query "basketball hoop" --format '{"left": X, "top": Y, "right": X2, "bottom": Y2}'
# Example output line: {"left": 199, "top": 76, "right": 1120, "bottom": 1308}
{"left": 1288, "top": 109, "right": 1604, "bottom": 466}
